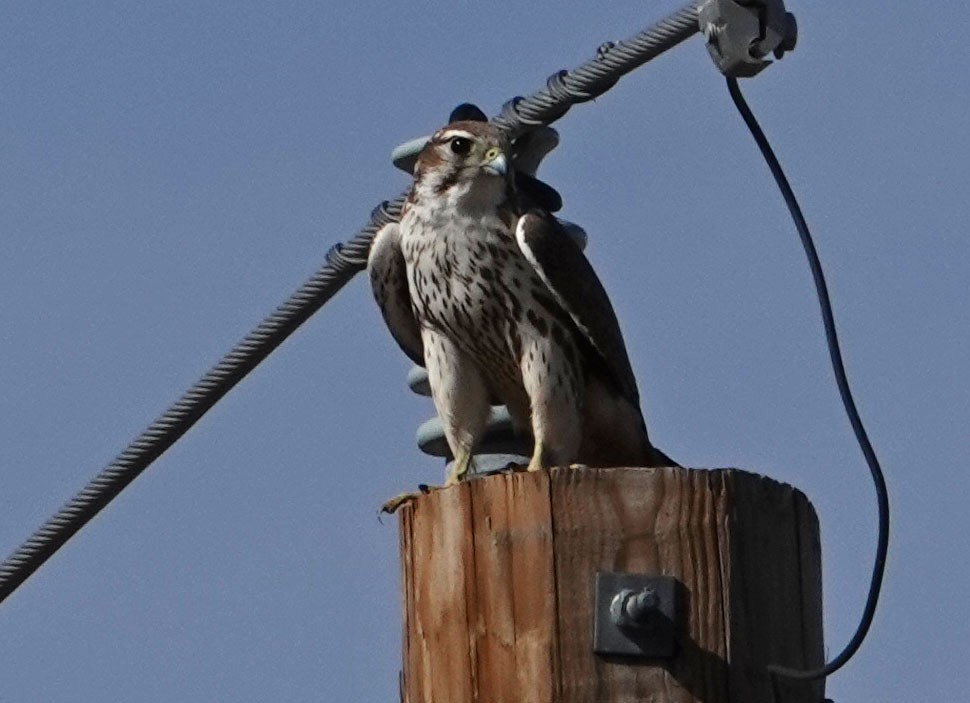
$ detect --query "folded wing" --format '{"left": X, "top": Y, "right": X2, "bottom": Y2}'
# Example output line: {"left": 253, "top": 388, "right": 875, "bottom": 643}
{"left": 367, "top": 222, "right": 424, "bottom": 366}
{"left": 514, "top": 211, "right": 641, "bottom": 408}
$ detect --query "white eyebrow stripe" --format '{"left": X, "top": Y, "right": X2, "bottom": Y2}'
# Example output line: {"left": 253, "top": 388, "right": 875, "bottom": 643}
{"left": 438, "top": 129, "right": 477, "bottom": 141}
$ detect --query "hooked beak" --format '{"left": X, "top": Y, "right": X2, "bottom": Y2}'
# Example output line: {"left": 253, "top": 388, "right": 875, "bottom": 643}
{"left": 482, "top": 151, "right": 508, "bottom": 177}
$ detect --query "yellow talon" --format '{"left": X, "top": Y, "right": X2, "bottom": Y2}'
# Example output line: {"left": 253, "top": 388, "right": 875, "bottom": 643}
{"left": 526, "top": 442, "right": 545, "bottom": 472}
{"left": 380, "top": 484, "right": 437, "bottom": 515}
{"left": 380, "top": 492, "right": 419, "bottom": 515}
{"left": 445, "top": 450, "right": 473, "bottom": 486}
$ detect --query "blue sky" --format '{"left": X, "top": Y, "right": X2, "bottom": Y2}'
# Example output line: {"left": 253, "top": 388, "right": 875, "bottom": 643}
{"left": 1, "top": 1, "right": 967, "bottom": 700}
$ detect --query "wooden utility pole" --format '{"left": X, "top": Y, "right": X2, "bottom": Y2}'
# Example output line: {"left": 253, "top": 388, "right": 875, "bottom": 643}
{"left": 397, "top": 467, "right": 824, "bottom": 702}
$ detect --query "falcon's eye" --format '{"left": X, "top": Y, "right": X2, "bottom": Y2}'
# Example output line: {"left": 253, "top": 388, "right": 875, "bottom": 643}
{"left": 450, "top": 137, "right": 473, "bottom": 156}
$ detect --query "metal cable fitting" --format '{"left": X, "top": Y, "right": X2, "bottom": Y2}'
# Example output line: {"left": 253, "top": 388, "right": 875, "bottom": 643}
{"left": 0, "top": 1, "right": 705, "bottom": 606}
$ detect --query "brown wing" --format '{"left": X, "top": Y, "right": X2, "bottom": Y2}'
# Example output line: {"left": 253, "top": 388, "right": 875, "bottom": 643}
{"left": 367, "top": 222, "right": 424, "bottom": 366}
{"left": 514, "top": 210, "right": 641, "bottom": 406}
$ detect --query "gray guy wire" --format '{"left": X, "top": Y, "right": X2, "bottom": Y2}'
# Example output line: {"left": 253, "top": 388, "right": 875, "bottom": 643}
{"left": 0, "top": 1, "right": 701, "bottom": 605}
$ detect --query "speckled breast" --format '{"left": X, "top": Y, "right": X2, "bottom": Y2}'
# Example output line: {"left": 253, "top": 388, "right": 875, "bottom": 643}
{"left": 402, "top": 216, "right": 544, "bottom": 393}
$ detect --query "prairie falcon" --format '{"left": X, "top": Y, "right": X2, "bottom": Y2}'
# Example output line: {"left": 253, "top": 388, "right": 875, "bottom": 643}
{"left": 369, "top": 120, "right": 672, "bottom": 489}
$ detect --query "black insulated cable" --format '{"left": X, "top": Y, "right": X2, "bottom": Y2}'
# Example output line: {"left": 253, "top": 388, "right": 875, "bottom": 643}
{"left": 725, "top": 76, "right": 890, "bottom": 682}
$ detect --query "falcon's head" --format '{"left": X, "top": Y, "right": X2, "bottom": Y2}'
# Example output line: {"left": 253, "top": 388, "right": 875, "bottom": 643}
{"left": 411, "top": 121, "right": 513, "bottom": 211}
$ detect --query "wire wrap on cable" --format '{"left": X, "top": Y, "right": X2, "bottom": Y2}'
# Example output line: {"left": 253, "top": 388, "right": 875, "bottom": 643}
{"left": 492, "top": 4, "right": 699, "bottom": 137}
{"left": 0, "top": 3, "right": 702, "bottom": 605}
{"left": 0, "top": 193, "right": 406, "bottom": 604}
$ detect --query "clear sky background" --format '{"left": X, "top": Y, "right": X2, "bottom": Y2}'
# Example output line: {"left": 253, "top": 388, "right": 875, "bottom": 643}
{"left": 1, "top": 1, "right": 967, "bottom": 700}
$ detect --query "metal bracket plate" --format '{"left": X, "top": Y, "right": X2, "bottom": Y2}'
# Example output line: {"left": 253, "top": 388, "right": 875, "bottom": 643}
{"left": 593, "top": 572, "right": 680, "bottom": 659}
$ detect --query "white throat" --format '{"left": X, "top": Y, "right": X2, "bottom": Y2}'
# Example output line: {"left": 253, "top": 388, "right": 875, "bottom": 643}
{"left": 415, "top": 171, "right": 508, "bottom": 216}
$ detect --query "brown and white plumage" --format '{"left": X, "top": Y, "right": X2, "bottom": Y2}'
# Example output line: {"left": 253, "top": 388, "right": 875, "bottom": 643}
{"left": 368, "top": 120, "right": 672, "bottom": 484}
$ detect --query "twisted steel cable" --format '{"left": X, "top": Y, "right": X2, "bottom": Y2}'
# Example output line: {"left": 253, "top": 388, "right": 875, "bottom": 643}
{"left": 0, "top": 1, "right": 702, "bottom": 605}
{"left": 493, "top": 3, "right": 700, "bottom": 136}
{"left": 0, "top": 194, "right": 404, "bottom": 604}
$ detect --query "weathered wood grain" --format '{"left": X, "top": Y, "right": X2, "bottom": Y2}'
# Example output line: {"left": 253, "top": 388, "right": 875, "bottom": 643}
{"left": 398, "top": 467, "right": 823, "bottom": 703}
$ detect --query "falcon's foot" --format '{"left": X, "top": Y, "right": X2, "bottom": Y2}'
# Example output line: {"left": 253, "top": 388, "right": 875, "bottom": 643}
{"left": 380, "top": 484, "right": 436, "bottom": 515}
{"left": 444, "top": 449, "right": 474, "bottom": 486}
{"left": 526, "top": 443, "right": 545, "bottom": 473}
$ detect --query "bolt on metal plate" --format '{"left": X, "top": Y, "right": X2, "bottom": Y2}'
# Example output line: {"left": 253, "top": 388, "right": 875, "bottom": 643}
{"left": 593, "top": 572, "right": 680, "bottom": 658}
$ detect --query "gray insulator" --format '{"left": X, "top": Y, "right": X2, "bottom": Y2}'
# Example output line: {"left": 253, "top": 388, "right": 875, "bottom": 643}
{"left": 406, "top": 366, "right": 431, "bottom": 396}
{"left": 410, "top": 366, "right": 531, "bottom": 472}
{"left": 697, "top": 0, "right": 797, "bottom": 78}
{"left": 391, "top": 137, "right": 431, "bottom": 174}
{"left": 559, "top": 220, "right": 588, "bottom": 250}
{"left": 417, "top": 407, "right": 532, "bottom": 477}
{"left": 0, "top": 0, "right": 705, "bottom": 606}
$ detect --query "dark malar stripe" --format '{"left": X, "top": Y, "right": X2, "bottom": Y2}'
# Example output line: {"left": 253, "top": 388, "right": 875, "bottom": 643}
{"left": 433, "top": 167, "right": 463, "bottom": 195}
